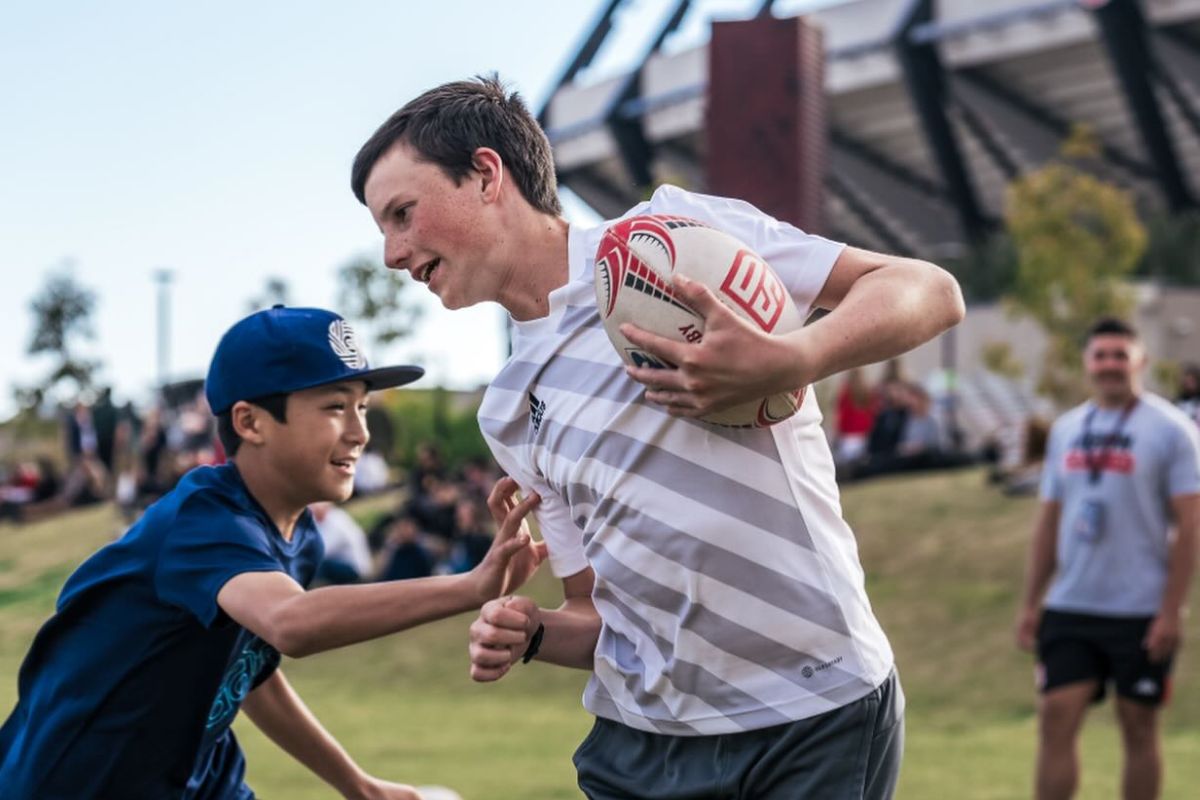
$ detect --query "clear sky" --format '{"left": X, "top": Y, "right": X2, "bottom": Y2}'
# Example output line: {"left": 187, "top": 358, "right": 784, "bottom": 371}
{"left": 1, "top": 0, "right": 836, "bottom": 419}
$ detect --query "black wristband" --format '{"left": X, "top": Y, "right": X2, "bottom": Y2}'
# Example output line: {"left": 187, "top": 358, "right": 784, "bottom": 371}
{"left": 521, "top": 622, "right": 545, "bottom": 664}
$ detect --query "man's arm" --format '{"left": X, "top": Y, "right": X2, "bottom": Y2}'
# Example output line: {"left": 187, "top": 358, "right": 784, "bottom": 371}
{"left": 1015, "top": 500, "right": 1061, "bottom": 651}
{"left": 469, "top": 568, "right": 600, "bottom": 681}
{"left": 1144, "top": 492, "right": 1199, "bottom": 662}
{"left": 623, "top": 247, "right": 965, "bottom": 417}
{"left": 217, "top": 480, "right": 541, "bottom": 658}
{"left": 241, "top": 670, "right": 419, "bottom": 800}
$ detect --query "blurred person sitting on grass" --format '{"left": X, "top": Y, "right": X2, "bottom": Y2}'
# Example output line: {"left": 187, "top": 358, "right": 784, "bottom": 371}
{"left": 0, "top": 306, "right": 544, "bottom": 800}
{"left": 378, "top": 513, "right": 436, "bottom": 582}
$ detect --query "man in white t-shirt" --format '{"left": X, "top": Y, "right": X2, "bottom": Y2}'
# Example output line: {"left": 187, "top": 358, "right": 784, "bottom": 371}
{"left": 351, "top": 75, "right": 965, "bottom": 799}
{"left": 1015, "top": 318, "right": 1200, "bottom": 800}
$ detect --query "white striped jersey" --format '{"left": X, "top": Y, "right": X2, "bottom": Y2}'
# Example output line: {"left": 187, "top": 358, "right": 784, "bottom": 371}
{"left": 478, "top": 185, "right": 895, "bottom": 735}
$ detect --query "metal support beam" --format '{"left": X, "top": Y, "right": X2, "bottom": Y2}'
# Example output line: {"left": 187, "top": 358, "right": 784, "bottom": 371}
{"left": 826, "top": 173, "right": 915, "bottom": 255}
{"left": 953, "top": 97, "right": 1021, "bottom": 180}
{"left": 1153, "top": 53, "right": 1200, "bottom": 143}
{"left": 755, "top": 0, "right": 779, "bottom": 18}
{"left": 894, "top": 0, "right": 992, "bottom": 244}
{"left": 537, "top": 0, "right": 627, "bottom": 128}
{"left": 956, "top": 68, "right": 1157, "bottom": 179}
{"left": 1091, "top": 0, "right": 1195, "bottom": 210}
{"left": 830, "top": 129, "right": 951, "bottom": 201}
{"left": 561, "top": 169, "right": 640, "bottom": 219}
{"left": 604, "top": 0, "right": 693, "bottom": 189}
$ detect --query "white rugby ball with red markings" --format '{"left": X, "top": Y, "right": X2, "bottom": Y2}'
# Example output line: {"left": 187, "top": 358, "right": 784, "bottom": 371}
{"left": 593, "top": 214, "right": 807, "bottom": 428}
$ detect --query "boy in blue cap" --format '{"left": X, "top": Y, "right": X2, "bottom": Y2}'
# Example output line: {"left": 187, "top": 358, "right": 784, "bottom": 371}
{"left": 0, "top": 306, "right": 544, "bottom": 800}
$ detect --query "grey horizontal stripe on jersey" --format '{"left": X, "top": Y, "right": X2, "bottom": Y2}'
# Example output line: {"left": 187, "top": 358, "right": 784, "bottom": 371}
{"left": 585, "top": 680, "right": 693, "bottom": 735}
{"left": 595, "top": 586, "right": 794, "bottom": 729}
{"left": 557, "top": 304, "right": 603, "bottom": 334}
{"left": 487, "top": 356, "right": 782, "bottom": 461}
{"left": 559, "top": 429, "right": 812, "bottom": 550}
{"left": 590, "top": 546, "right": 869, "bottom": 699}
{"left": 588, "top": 494, "right": 849, "bottom": 636}
{"left": 597, "top": 601, "right": 789, "bottom": 730}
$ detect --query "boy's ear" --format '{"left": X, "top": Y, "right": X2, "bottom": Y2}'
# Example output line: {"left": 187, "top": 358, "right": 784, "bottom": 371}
{"left": 231, "top": 401, "right": 268, "bottom": 447}
{"left": 472, "top": 147, "right": 504, "bottom": 202}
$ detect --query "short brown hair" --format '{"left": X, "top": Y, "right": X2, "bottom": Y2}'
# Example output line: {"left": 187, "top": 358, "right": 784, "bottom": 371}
{"left": 1084, "top": 317, "right": 1138, "bottom": 345}
{"left": 351, "top": 74, "right": 561, "bottom": 216}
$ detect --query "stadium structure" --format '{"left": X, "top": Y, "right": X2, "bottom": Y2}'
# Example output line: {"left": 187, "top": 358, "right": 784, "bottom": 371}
{"left": 541, "top": 0, "right": 1200, "bottom": 259}
{"left": 539, "top": 0, "right": 1200, "bottom": 449}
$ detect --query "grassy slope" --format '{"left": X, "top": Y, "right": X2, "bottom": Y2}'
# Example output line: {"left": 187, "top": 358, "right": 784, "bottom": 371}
{"left": 0, "top": 470, "right": 1196, "bottom": 798}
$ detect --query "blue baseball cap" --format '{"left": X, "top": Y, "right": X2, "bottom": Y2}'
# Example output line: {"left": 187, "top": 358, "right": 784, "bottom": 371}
{"left": 205, "top": 306, "right": 424, "bottom": 415}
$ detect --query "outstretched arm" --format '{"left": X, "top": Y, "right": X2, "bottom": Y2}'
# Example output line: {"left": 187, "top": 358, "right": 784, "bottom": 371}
{"left": 217, "top": 479, "right": 544, "bottom": 658}
{"left": 624, "top": 247, "right": 965, "bottom": 417}
{"left": 242, "top": 670, "right": 420, "bottom": 800}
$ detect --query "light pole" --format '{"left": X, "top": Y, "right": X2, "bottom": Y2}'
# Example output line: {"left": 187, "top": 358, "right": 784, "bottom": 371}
{"left": 154, "top": 269, "right": 173, "bottom": 389}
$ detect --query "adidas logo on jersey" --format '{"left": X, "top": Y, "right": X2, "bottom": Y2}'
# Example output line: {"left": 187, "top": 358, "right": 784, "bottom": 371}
{"left": 529, "top": 392, "right": 546, "bottom": 435}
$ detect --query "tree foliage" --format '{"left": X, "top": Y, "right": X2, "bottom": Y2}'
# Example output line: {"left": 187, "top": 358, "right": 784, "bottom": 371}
{"left": 245, "top": 276, "right": 292, "bottom": 312}
{"left": 17, "top": 269, "right": 101, "bottom": 408}
{"left": 335, "top": 256, "right": 423, "bottom": 352}
{"left": 1004, "top": 127, "right": 1146, "bottom": 405}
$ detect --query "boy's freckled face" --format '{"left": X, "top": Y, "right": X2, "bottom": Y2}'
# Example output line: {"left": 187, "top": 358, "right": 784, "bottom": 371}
{"left": 364, "top": 143, "right": 504, "bottom": 311}
{"left": 260, "top": 382, "right": 370, "bottom": 504}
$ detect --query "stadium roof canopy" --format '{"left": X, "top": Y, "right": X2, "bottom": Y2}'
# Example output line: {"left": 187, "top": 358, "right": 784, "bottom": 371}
{"left": 542, "top": 0, "right": 1200, "bottom": 259}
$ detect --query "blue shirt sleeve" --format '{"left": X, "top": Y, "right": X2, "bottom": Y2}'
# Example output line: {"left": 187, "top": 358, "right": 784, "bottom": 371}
{"left": 154, "top": 492, "right": 285, "bottom": 627}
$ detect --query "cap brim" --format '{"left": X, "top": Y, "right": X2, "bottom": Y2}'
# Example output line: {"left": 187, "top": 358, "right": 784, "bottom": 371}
{"left": 355, "top": 365, "right": 426, "bottom": 391}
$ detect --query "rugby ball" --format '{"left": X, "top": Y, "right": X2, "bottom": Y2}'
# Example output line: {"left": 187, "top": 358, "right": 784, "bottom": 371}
{"left": 594, "top": 214, "right": 807, "bottom": 427}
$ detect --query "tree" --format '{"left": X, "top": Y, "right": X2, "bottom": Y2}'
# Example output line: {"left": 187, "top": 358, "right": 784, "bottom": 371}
{"left": 1004, "top": 127, "right": 1147, "bottom": 405}
{"left": 245, "top": 276, "right": 292, "bottom": 312}
{"left": 335, "top": 256, "right": 423, "bottom": 354}
{"left": 16, "top": 267, "right": 101, "bottom": 409}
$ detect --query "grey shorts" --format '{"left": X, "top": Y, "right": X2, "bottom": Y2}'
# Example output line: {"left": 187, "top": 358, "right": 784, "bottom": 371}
{"left": 573, "top": 669, "right": 904, "bottom": 800}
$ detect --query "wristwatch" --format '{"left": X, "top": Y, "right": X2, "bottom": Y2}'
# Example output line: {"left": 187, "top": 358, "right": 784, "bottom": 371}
{"left": 521, "top": 623, "right": 546, "bottom": 664}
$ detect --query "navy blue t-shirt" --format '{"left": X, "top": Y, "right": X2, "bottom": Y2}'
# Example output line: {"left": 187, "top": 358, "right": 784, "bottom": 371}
{"left": 0, "top": 463, "right": 323, "bottom": 799}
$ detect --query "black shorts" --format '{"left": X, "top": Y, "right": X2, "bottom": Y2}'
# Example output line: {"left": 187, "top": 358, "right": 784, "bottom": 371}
{"left": 1036, "top": 609, "right": 1173, "bottom": 707}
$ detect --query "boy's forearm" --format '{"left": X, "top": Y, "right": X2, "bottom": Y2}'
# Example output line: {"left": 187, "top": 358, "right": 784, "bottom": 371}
{"left": 275, "top": 573, "right": 482, "bottom": 658}
{"left": 797, "top": 259, "right": 964, "bottom": 385}
{"left": 241, "top": 670, "right": 369, "bottom": 798}
{"left": 534, "top": 597, "right": 602, "bottom": 670}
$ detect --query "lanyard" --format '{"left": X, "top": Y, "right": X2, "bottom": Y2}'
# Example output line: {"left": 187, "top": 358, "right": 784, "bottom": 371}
{"left": 1080, "top": 398, "right": 1138, "bottom": 486}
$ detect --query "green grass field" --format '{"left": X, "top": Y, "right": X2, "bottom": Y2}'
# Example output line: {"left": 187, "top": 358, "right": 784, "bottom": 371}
{"left": 1, "top": 470, "right": 1197, "bottom": 798}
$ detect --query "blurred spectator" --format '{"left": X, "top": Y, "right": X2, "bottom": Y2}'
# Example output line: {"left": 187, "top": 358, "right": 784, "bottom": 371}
{"left": 408, "top": 474, "right": 459, "bottom": 549}
{"left": 446, "top": 499, "right": 492, "bottom": 574}
{"left": 866, "top": 379, "right": 909, "bottom": 460}
{"left": 378, "top": 514, "right": 435, "bottom": 581}
{"left": 833, "top": 368, "right": 878, "bottom": 464}
{"left": 310, "top": 502, "right": 373, "bottom": 584}
{"left": 1177, "top": 363, "right": 1200, "bottom": 426}
{"left": 409, "top": 443, "right": 445, "bottom": 497}
{"left": 91, "top": 388, "right": 120, "bottom": 481}
{"left": 352, "top": 450, "right": 390, "bottom": 496}
{"left": 999, "top": 416, "right": 1050, "bottom": 497}
{"left": 897, "top": 385, "right": 943, "bottom": 458}
{"left": 458, "top": 457, "right": 500, "bottom": 507}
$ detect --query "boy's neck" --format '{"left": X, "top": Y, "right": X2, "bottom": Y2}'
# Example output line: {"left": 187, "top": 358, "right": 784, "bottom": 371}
{"left": 231, "top": 458, "right": 305, "bottom": 541}
{"left": 497, "top": 213, "right": 571, "bottom": 322}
